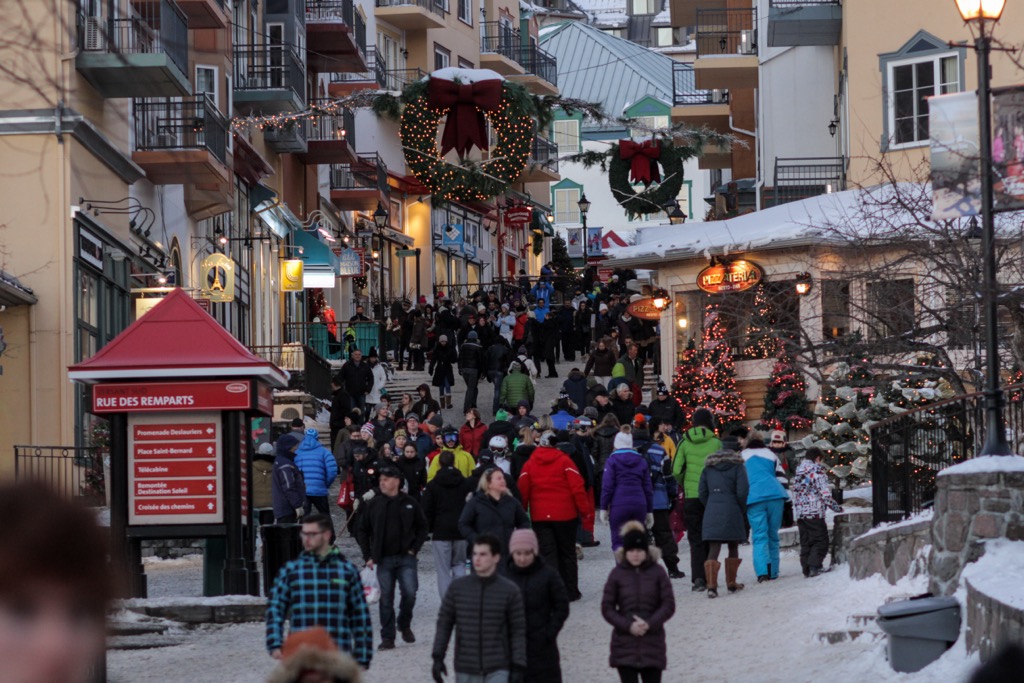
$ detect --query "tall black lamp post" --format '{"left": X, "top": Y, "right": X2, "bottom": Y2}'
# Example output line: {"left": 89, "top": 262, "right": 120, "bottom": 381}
{"left": 955, "top": 0, "right": 1012, "bottom": 455}
{"left": 577, "top": 193, "right": 593, "bottom": 344}
{"left": 373, "top": 201, "right": 389, "bottom": 354}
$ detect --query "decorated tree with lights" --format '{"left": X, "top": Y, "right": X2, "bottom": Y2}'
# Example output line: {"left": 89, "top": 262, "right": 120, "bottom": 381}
{"left": 670, "top": 339, "right": 701, "bottom": 424}
{"left": 691, "top": 304, "right": 746, "bottom": 433}
{"left": 756, "top": 343, "right": 812, "bottom": 433}
{"left": 745, "top": 284, "right": 779, "bottom": 359}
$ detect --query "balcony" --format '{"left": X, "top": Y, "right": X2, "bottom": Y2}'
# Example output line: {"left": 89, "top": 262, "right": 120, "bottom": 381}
{"left": 698, "top": 142, "right": 732, "bottom": 170}
{"left": 131, "top": 0, "right": 228, "bottom": 28}
{"left": 382, "top": 67, "right": 426, "bottom": 91}
{"left": 769, "top": 156, "right": 846, "bottom": 207}
{"left": 75, "top": 0, "right": 191, "bottom": 98}
{"left": 694, "top": 7, "right": 759, "bottom": 90}
{"left": 233, "top": 45, "right": 306, "bottom": 114}
{"left": 328, "top": 47, "right": 387, "bottom": 97}
{"left": 667, "top": 0, "right": 724, "bottom": 28}
{"left": 264, "top": 122, "right": 309, "bottom": 154}
{"left": 249, "top": 344, "right": 333, "bottom": 399}
{"left": 767, "top": 0, "right": 841, "bottom": 47}
{"left": 480, "top": 22, "right": 526, "bottom": 76}
{"left": 330, "top": 153, "right": 390, "bottom": 211}
{"left": 374, "top": 0, "right": 446, "bottom": 31}
{"left": 670, "top": 62, "right": 730, "bottom": 133}
{"left": 306, "top": 0, "right": 368, "bottom": 73}
{"left": 131, "top": 94, "right": 229, "bottom": 186}
{"left": 506, "top": 44, "right": 558, "bottom": 96}
{"left": 298, "top": 101, "right": 357, "bottom": 164}
{"left": 520, "top": 135, "right": 559, "bottom": 183}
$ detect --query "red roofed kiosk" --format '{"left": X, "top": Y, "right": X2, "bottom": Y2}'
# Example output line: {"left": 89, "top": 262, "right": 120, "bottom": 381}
{"left": 69, "top": 288, "right": 287, "bottom": 597}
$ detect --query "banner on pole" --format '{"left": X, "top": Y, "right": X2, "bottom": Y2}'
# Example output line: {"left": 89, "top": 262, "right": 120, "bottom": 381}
{"left": 587, "top": 227, "right": 603, "bottom": 257}
{"left": 930, "top": 91, "right": 981, "bottom": 220}
{"left": 566, "top": 228, "right": 583, "bottom": 258}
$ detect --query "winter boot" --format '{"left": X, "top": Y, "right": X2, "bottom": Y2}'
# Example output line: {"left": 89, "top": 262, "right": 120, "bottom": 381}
{"left": 725, "top": 557, "right": 745, "bottom": 593}
{"left": 757, "top": 562, "right": 772, "bottom": 584}
{"left": 704, "top": 560, "right": 721, "bottom": 599}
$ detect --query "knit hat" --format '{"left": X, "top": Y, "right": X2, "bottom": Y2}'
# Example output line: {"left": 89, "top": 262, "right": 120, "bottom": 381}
{"left": 583, "top": 407, "right": 599, "bottom": 420}
{"left": 468, "top": 331, "right": 479, "bottom": 340}
{"left": 518, "top": 346, "right": 528, "bottom": 356}
{"left": 613, "top": 431, "right": 633, "bottom": 450}
{"left": 393, "top": 429, "right": 407, "bottom": 438}
{"left": 305, "top": 428, "right": 319, "bottom": 437}
{"left": 657, "top": 384, "right": 670, "bottom": 396}
{"left": 438, "top": 334, "right": 448, "bottom": 343}
{"left": 770, "top": 430, "right": 787, "bottom": 444}
{"left": 599, "top": 303, "right": 609, "bottom": 312}
{"left": 378, "top": 465, "right": 402, "bottom": 479}
{"left": 621, "top": 522, "right": 648, "bottom": 553}
{"left": 508, "top": 528, "right": 539, "bottom": 555}
{"left": 276, "top": 433, "right": 302, "bottom": 453}
{"left": 517, "top": 399, "right": 532, "bottom": 409}
{"left": 281, "top": 626, "right": 337, "bottom": 660}
{"left": 538, "top": 431, "right": 558, "bottom": 447}
{"left": 632, "top": 414, "right": 647, "bottom": 428}
{"left": 257, "top": 442, "right": 274, "bottom": 455}
{"left": 495, "top": 408, "right": 510, "bottom": 422}
{"left": 360, "top": 423, "right": 375, "bottom": 438}
{"left": 406, "top": 414, "right": 420, "bottom": 424}
{"left": 427, "top": 414, "right": 445, "bottom": 429}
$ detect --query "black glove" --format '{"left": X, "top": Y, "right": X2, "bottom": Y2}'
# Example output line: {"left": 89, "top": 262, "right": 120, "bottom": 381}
{"left": 432, "top": 659, "right": 447, "bottom": 683}
{"left": 510, "top": 665, "right": 526, "bottom": 683}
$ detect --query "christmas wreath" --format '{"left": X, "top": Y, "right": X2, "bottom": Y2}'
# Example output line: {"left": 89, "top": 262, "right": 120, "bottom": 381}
{"left": 400, "top": 69, "right": 535, "bottom": 203}
{"left": 609, "top": 138, "right": 692, "bottom": 218}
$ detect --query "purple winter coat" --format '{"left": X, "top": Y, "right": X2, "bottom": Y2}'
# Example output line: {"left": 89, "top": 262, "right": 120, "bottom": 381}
{"left": 601, "top": 546, "right": 676, "bottom": 671}
{"left": 600, "top": 448, "right": 653, "bottom": 548}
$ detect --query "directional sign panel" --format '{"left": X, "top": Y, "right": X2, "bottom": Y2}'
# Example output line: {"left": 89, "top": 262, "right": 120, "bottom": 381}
{"left": 128, "top": 411, "right": 223, "bottom": 525}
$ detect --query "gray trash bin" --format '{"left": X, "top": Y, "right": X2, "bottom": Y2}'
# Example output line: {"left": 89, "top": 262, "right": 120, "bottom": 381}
{"left": 876, "top": 596, "right": 961, "bottom": 673}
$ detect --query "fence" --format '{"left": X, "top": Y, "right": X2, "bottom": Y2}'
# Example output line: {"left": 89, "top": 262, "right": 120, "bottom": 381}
{"left": 672, "top": 61, "right": 727, "bottom": 106}
{"left": 481, "top": 21, "right": 520, "bottom": 61}
{"left": 249, "top": 343, "right": 333, "bottom": 399}
{"left": 133, "top": 93, "right": 228, "bottom": 164}
{"left": 306, "top": 99, "right": 355, "bottom": 142}
{"left": 14, "top": 446, "right": 105, "bottom": 506}
{"left": 870, "top": 383, "right": 1024, "bottom": 526}
{"left": 233, "top": 44, "right": 306, "bottom": 102}
{"left": 77, "top": 0, "right": 189, "bottom": 78}
{"left": 695, "top": 7, "right": 758, "bottom": 58}
{"left": 375, "top": 0, "right": 447, "bottom": 17}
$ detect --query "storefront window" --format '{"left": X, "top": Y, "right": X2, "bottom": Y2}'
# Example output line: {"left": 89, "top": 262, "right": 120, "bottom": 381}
{"left": 467, "top": 263, "right": 480, "bottom": 288}
{"left": 822, "top": 279, "right": 850, "bottom": 340}
{"left": 699, "top": 283, "right": 801, "bottom": 361}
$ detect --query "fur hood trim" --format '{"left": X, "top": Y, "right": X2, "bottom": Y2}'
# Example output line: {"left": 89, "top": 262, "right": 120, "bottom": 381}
{"left": 704, "top": 449, "right": 744, "bottom": 468}
{"left": 265, "top": 647, "right": 363, "bottom": 683}
{"left": 613, "top": 520, "right": 662, "bottom": 565}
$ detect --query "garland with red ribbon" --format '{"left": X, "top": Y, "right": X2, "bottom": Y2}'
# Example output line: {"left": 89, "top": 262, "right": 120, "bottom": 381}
{"left": 608, "top": 138, "right": 692, "bottom": 219}
{"left": 400, "top": 73, "right": 535, "bottom": 203}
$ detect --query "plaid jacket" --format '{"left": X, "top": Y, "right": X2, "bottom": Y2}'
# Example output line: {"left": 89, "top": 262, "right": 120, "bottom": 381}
{"left": 265, "top": 548, "right": 373, "bottom": 668}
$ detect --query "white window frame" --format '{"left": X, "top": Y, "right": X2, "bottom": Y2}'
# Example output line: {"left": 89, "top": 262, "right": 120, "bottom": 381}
{"left": 554, "top": 187, "right": 581, "bottom": 224}
{"left": 434, "top": 45, "right": 451, "bottom": 70}
{"left": 195, "top": 65, "right": 219, "bottom": 110}
{"left": 655, "top": 27, "right": 674, "bottom": 47}
{"left": 457, "top": 0, "right": 472, "bottom": 26}
{"left": 886, "top": 52, "right": 960, "bottom": 151}
{"left": 553, "top": 119, "right": 579, "bottom": 156}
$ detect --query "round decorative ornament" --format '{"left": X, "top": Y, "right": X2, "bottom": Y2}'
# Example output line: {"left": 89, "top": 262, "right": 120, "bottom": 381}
{"left": 609, "top": 138, "right": 690, "bottom": 218}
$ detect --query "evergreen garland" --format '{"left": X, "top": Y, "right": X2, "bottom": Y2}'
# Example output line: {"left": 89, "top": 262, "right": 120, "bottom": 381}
{"left": 607, "top": 140, "right": 693, "bottom": 218}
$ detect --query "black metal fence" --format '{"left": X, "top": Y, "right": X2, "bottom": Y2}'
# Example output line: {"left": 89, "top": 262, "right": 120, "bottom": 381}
{"left": 375, "top": 0, "right": 448, "bottom": 17}
{"left": 696, "top": 7, "right": 758, "bottom": 58}
{"left": 14, "top": 446, "right": 105, "bottom": 506}
{"left": 771, "top": 157, "right": 846, "bottom": 206}
{"left": 233, "top": 44, "right": 306, "bottom": 103}
{"left": 514, "top": 44, "right": 558, "bottom": 87}
{"left": 306, "top": 98, "right": 355, "bottom": 142}
{"left": 330, "top": 153, "right": 389, "bottom": 195}
{"left": 672, "top": 61, "right": 727, "bottom": 106}
{"left": 529, "top": 135, "right": 558, "bottom": 173}
{"left": 481, "top": 21, "right": 520, "bottom": 60}
{"left": 870, "top": 383, "right": 1024, "bottom": 526}
{"left": 133, "top": 93, "right": 228, "bottom": 164}
{"left": 77, "top": 0, "right": 189, "bottom": 77}
{"left": 383, "top": 67, "right": 426, "bottom": 91}
{"left": 249, "top": 344, "right": 333, "bottom": 399}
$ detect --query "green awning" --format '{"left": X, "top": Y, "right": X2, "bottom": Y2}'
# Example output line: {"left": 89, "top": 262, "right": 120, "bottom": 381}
{"left": 294, "top": 228, "right": 342, "bottom": 279}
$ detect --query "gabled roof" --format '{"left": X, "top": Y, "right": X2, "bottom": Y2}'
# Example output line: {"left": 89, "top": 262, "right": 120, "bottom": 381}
{"left": 68, "top": 288, "right": 288, "bottom": 386}
{"left": 539, "top": 21, "right": 673, "bottom": 119}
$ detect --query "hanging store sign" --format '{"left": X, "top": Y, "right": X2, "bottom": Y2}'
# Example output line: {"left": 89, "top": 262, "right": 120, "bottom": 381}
{"left": 626, "top": 297, "right": 664, "bottom": 320}
{"left": 281, "top": 259, "right": 304, "bottom": 292}
{"left": 337, "top": 248, "right": 365, "bottom": 277}
{"left": 200, "top": 253, "right": 236, "bottom": 302}
{"left": 696, "top": 259, "right": 763, "bottom": 294}
{"left": 504, "top": 206, "right": 533, "bottom": 227}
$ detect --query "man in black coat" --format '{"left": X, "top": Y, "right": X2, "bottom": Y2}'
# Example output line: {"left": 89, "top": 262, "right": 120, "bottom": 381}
{"left": 648, "top": 385, "right": 685, "bottom": 432}
{"left": 339, "top": 349, "right": 375, "bottom": 415}
{"left": 457, "top": 331, "right": 485, "bottom": 413}
{"left": 431, "top": 534, "right": 527, "bottom": 683}
{"left": 422, "top": 451, "right": 472, "bottom": 598}
{"left": 484, "top": 336, "right": 513, "bottom": 415}
{"left": 356, "top": 465, "right": 428, "bottom": 650}
{"left": 554, "top": 299, "right": 578, "bottom": 362}
{"left": 329, "top": 377, "right": 353, "bottom": 449}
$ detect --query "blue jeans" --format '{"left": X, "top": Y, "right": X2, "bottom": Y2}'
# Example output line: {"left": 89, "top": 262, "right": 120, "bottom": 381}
{"left": 747, "top": 499, "right": 785, "bottom": 578}
{"left": 488, "top": 371, "right": 504, "bottom": 413}
{"left": 377, "top": 553, "right": 418, "bottom": 641}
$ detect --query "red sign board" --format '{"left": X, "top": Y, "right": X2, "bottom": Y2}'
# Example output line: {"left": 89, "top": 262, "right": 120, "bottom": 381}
{"left": 94, "top": 381, "right": 253, "bottom": 413}
{"left": 597, "top": 267, "right": 614, "bottom": 283}
{"left": 256, "top": 381, "right": 274, "bottom": 417}
{"left": 504, "top": 206, "right": 533, "bottom": 227}
{"left": 696, "top": 260, "right": 763, "bottom": 294}
{"left": 128, "top": 412, "right": 222, "bottom": 526}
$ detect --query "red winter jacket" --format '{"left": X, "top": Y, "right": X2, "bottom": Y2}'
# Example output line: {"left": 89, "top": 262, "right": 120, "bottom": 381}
{"left": 460, "top": 421, "right": 487, "bottom": 457}
{"left": 518, "top": 446, "right": 590, "bottom": 522}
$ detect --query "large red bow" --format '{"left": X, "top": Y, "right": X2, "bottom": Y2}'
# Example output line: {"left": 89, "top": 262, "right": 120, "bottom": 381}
{"left": 427, "top": 77, "right": 504, "bottom": 157}
{"left": 619, "top": 139, "right": 662, "bottom": 186}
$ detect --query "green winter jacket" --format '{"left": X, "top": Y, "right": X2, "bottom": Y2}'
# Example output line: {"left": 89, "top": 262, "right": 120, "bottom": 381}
{"left": 672, "top": 426, "right": 721, "bottom": 499}
{"left": 499, "top": 368, "right": 535, "bottom": 410}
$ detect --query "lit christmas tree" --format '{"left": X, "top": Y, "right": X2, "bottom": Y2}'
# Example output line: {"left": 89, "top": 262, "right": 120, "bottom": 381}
{"left": 692, "top": 304, "right": 746, "bottom": 433}
{"left": 745, "top": 283, "right": 779, "bottom": 359}
{"left": 756, "top": 343, "right": 812, "bottom": 433}
{"left": 1008, "top": 365, "right": 1024, "bottom": 402}
{"left": 670, "top": 339, "right": 700, "bottom": 424}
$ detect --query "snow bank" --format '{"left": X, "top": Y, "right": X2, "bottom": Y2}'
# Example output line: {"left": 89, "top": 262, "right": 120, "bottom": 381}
{"left": 855, "top": 509, "right": 934, "bottom": 543}
{"left": 961, "top": 539, "right": 1024, "bottom": 611}
{"left": 939, "top": 454, "right": 1024, "bottom": 477}
{"left": 845, "top": 486, "right": 873, "bottom": 501}
{"left": 142, "top": 554, "right": 204, "bottom": 568}
{"left": 121, "top": 595, "right": 266, "bottom": 608}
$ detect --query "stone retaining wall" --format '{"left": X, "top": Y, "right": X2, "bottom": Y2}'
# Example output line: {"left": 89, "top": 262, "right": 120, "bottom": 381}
{"left": 830, "top": 511, "right": 873, "bottom": 567}
{"left": 141, "top": 538, "right": 206, "bottom": 559}
{"left": 847, "top": 517, "right": 931, "bottom": 583}
{"left": 966, "top": 576, "right": 1024, "bottom": 662}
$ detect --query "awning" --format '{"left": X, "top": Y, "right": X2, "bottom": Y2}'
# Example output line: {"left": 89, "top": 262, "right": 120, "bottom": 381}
{"left": 293, "top": 228, "right": 341, "bottom": 288}
{"left": 0, "top": 271, "right": 37, "bottom": 307}
{"left": 251, "top": 184, "right": 304, "bottom": 239}
{"left": 532, "top": 209, "right": 555, "bottom": 237}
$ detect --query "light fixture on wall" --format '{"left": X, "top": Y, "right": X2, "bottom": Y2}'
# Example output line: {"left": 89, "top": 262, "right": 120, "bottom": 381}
{"left": 794, "top": 272, "right": 813, "bottom": 296}
{"left": 828, "top": 117, "right": 839, "bottom": 138}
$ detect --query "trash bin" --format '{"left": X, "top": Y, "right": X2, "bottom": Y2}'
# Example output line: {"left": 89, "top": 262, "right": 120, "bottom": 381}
{"left": 261, "top": 524, "right": 303, "bottom": 597}
{"left": 876, "top": 595, "right": 961, "bottom": 673}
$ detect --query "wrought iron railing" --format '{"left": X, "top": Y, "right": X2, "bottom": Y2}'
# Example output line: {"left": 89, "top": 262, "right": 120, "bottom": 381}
{"left": 249, "top": 344, "right": 333, "bottom": 399}
{"left": 383, "top": 67, "right": 425, "bottom": 91}
{"left": 512, "top": 44, "right": 557, "bottom": 86}
{"left": 329, "top": 47, "right": 387, "bottom": 87}
{"left": 77, "top": 0, "right": 189, "bottom": 78}
{"left": 529, "top": 135, "right": 558, "bottom": 174}
{"left": 771, "top": 157, "right": 846, "bottom": 207}
{"left": 870, "top": 383, "right": 1024, "bottom": 525}
{"left": 233, "top": 44, "right": 306, "bottom": 104}
{"left": 375, "top": 0, "right": 448, "bottom": 17}
{"left": 770, "top": 0, "right": 840, "bottom": 6}
{"left": 133, "top": 93, "right": 228, "bottom": 164}
{"left": 15, "top": 446, "right": 105, "bottom": 505}
{"left": 306, "top": 99, "right": 355, "bottom": 142}
{"left": 481, "top": 21, "right": 520, "bottom": 61}
{"left": 330, "top": 153, "right": 389, "bottom": 195}
{"left": 696, "top": 7, "right": 758, "bottom": 58}
{"left": 306, "top": 0, "right": 353, "bottom": 22}
{"left": 672, "top": 61, "right": 728, "bottom": 105}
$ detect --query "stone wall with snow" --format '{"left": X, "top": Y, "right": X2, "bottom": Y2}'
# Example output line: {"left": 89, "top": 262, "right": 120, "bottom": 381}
{"left": 848, "top": 512, "right": 931, "bottom": 584}
{"left": 962, "top": 540, "right": 1024, "bottom": 662}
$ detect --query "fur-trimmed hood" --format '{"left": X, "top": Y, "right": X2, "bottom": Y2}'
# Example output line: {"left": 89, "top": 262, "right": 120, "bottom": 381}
{"left": 704, "top": 449, "right": 744, "bottom": 469}
{"left": 265, "top": 647, "right": 363, "bottom": 683}
{"left": 613, "top": 520, "right": 662, "bottom": 566}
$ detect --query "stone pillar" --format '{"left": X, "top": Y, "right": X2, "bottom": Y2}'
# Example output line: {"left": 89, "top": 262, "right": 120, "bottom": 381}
{"left": 928, "top": 470, "right": 1024, "bottom": 596}
{"left": 830, "top": 511, "right": 873, "bottom": 566}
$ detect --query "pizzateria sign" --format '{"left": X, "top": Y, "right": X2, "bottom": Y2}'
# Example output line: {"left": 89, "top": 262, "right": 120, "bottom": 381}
{"left": 697, "top": 260, "right": 763, "bottom": 294}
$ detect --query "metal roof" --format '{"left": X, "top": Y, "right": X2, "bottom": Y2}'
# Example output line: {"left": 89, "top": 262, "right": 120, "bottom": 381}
{"left": 539, "top": 21, "right": 673, "bottom": 121}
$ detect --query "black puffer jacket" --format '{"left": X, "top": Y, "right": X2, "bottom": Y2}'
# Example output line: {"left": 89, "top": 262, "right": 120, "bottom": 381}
{"left": 431, "top": 573, "right": 527, "bottom": 675}
{"left": 458, "top": 491, "right": 530, "bottom": 554}
{"left": 593, "top": 425, "right": 618, "bottom": 475}
{"left": 504, "top": 555, "right": 570, "bottom": 683}
{"left": 422, "top": 467, "right": 471, "bottom": 541}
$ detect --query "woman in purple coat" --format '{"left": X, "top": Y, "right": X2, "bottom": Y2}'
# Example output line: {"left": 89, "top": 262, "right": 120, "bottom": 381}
{"left": 601, "top": 521, "right": 676, "bottom": 683}
{"left": 600, "top": 427, "right": 654, "bottom": 549}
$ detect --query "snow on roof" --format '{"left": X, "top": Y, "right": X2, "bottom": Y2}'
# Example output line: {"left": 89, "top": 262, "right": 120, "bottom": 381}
{"left": 939, "top": 454, "right": 1024, "bottom": 477}
{"left": 591, "top": 10, "right": 627, "bottom": 26}
{"left": 961, "top": 539, "right": 1024, "bottom": 611}
{"left": 570, "top": 0, "right": 626, "bottom": 12}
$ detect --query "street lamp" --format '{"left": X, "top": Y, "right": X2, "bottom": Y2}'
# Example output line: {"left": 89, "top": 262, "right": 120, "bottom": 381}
{"left": 372, "top": 201, "right": 389, "bottom": 354}
{"left": 955, "top": 0, "right": 1012, "bottom": 454}
{"left": 577, "top": 194, "right": 594, "bottom": 344}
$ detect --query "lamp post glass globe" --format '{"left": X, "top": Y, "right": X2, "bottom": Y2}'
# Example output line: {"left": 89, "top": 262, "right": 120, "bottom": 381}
{"left": 373, "top": 202, "right": 389, "bottom": 229}
{"left": 954, "top": 0, "right": 1006, "bottom": 21}
{"left": 577, "top": 194, "right": 591, "bottom": 216}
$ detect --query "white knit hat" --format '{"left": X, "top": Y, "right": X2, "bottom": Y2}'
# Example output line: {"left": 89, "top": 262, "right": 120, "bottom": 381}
{"left": 613, "top": 432, "right": 633, "bottom": 450}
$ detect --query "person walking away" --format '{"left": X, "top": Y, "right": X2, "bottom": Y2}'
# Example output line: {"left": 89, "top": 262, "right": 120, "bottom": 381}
{"left": 458, "top": 331, "right": 485, "bottom": 413}
{"left": 409, "top": 310, "right": 429, "bottom": 371}
{"left": 632, "top": 418, "right": 683, "bottom": 578}
{"left": 791, "top": 447, "right": 843, "bottom": 577}
{"left": 294, "top": 428, "right": 339, "bottom": 539}
{"left": 576, "top": 301, "right": 593, "bottom": 357}
{"left": 741, "top": 432, "right": 790, "bottom": 582}
{"left": 366, "top": 350, "right": 388, "bottom": 413}
{"left": 599, "top": 427, "right": 653, "bottom": 550}
{"left": 356, "top": 465, "right": 428, "bottom": 650}
{"left": 272, "top": 433, "right": 306, "bottom": 523}
{"left": 601, "top": 522, "right": 676, "bottom": 683}
{"left": 431, "top": 534, "right": 528, "bottom": 683}
{"left": 340, "top": 349, "right": 375, "bottom": 416}
{"left": 430, "top": 335, "right": 459, "bottom": 411}
{"left": 671, "top": 408, "right": 721, "bottom": 592}
{"left": 518, "top": 432, "right": 590, "bottom": 601}
{"left": 540, "top": 313, "right": 560, "bottom": 377}
{"left": 550, "top": 394, "right": 577, "bottom": 431}
{"left": 459, "top": 468, "right": 530, "bottom": 555}
{"left": 555, "top": 299, "right": 578, "bottom": 362}
{"left": 423, "top": 451, "right": 472, "bottom": 598}
{"left": 499, "top": 362, "right": 535, "bottom": 413}
{"left": 698, "top": 449, "right": 750, "bottom": 598}
{"left": 505, "top": 529, "right": 570, "bottom": 683}
{"left": 265, "top": 514, "right": 373, "bottom": 668}
{"left": 459, "top": 408, "right": 487, "bottom": 457}
{"left": 562, "top": 367, "right": 588, "bottom": 411}
{"left": 330, "top": 376, "right": 354, "bottom": 449}
{"left": 591, "top": 414, "right": 620, "bottom": 528}
{"left": 484, "top": 336, "right": 513, "bottom": 415}
{"left": 253, "top": 442, "right": 276, "bottom": 526}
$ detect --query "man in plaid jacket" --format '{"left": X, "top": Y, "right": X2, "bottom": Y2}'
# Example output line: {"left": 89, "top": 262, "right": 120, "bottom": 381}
{"left": 266, "top": 513, "right": 373, "bottom": 669}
